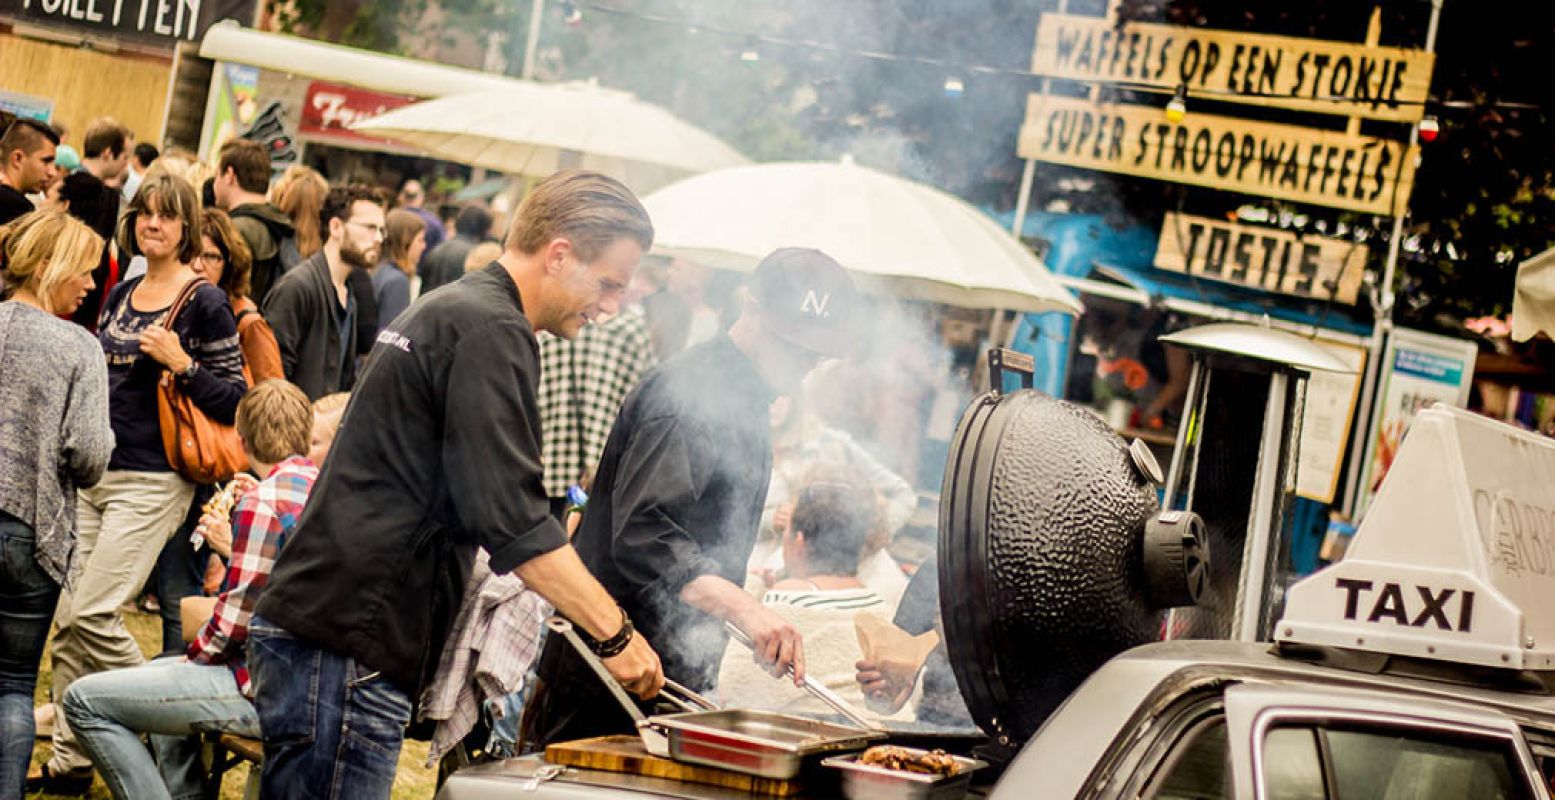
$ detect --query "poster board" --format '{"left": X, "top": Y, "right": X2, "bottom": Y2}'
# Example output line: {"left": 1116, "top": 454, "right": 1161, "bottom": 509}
{"left": 1018, "top": 94, "right": 1417, "bottom": 215}
{"left": 1155, "top": 212, "right": 1368, "bottom": 304}
{"left": 1297, "top": 341, "right": 1367, "bottom": 503}
{"left": 1355, "top": 328, "right": 1479, "bottom": 517}
{"left": 1030, "top": 13, "right": 1433, "bottom": 122}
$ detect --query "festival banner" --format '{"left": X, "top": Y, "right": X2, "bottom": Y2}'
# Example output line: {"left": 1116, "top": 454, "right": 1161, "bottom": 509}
{"left": 1031, "top": 13, "right": 1434, "bottom": 122}
{"left": 298, "top": 81, "right": 419, "bottom": 148}
{"left": 1155, "top": 212, "right": 1369, "bottom": 304}
{"left": 1017, "top": 95, "right": 1418, "bottom": 215}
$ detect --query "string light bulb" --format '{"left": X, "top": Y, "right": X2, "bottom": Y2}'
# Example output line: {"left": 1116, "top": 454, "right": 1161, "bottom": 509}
{"left": 1165, "top": 85, "right": 1187, "bottom": 123}
{"left": 1418, "top": 115, "right": 1439, "bottom": 143}
{"left": 560, "top": 1, "right": 582, "bottom": 25}
{"left": 740, "top": 38, "right": 760, "bottom": 62}
{"left": 943, "top": 77, "right": 964, "bottom": 98}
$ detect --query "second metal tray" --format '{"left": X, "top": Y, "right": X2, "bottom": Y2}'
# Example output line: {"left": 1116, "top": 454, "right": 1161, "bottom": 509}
{"left": 653, "top": 708, "right": 884, "bottom": 780}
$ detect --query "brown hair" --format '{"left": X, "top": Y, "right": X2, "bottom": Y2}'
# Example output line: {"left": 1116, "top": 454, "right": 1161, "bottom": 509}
{"left": 319, "top": 184, "right": 385, "bottom": 245}
{"left": 217, "top": 138, "right": 271, "bottom": 195}
{"left": 201, "top": 207, "right": 253, "bottom": 300}
{"left": 383, "top": 208, "right": 425, "bottom": 273}
{"left": 236, "top": 379, "right": 314, "bottom": 464}
{"left": 506, "top": 171, "right": 653, "bottom": 263}
{"left": 273, "top": 165, "right": 329, "bottom": 258}
{"left": 0, "top": 118, "right": 60, "bottom": 159}
{"left": 82, "top": 118, "right": 131, "bottom": 159}
{"left": 0, "top": 209, "right": 104, "bottom": 314}
{"left": 117, "top": 171, "right": 203, "bottom": 264}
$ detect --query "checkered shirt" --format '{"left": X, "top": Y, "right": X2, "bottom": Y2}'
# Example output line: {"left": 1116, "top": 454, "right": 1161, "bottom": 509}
{"left": 537, "top": 307, "right": 657, "bottom": 497}
{"left": 188, "top": 456, "right": 319, "bottom": 696}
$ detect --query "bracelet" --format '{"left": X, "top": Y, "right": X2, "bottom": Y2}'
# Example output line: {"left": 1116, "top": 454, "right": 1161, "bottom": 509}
{"left": 580, "top": 607, "right": 634, "bottom": 659}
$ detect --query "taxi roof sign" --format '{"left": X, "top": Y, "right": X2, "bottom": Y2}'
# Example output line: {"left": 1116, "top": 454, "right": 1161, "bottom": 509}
{"left": 1276, "top": 405, "right": 1555, "bottom": 671}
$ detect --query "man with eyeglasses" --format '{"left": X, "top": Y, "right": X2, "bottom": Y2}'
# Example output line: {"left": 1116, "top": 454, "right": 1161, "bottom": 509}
{"left": 265, "top": 184, "right": 385, "bottom": 400}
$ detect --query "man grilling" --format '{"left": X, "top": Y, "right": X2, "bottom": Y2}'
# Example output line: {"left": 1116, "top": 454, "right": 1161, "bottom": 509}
{"left": 525, "top": 248, "right": 860, "bottom": 746}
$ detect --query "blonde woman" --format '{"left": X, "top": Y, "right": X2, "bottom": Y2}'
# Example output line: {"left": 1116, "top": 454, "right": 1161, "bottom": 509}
{"left": 34, "top": 173, "right": 248, "bottom": 789}
{"left": 0, "top": 209, "right": 113, "bottom": 797}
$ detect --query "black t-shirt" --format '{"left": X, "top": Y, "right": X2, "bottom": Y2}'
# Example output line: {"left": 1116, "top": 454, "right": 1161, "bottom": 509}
{"left": 529, "top": 333, "right": 775, "bottom": 744}
{"left": 0, "top": 183, "right": 34, "bottom": 226}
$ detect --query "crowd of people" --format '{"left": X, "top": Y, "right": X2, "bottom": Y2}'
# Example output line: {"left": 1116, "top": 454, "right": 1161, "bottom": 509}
{"left": 0, "top": 109, "right": 962, "bottom": 800}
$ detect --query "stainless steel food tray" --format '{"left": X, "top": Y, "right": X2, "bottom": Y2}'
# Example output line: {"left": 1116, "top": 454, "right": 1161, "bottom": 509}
{"left": 822, "top": 749, "right": 988, "bottom": 800}
{"left": 653, "top": 708, "right": 884, "bottom": 780}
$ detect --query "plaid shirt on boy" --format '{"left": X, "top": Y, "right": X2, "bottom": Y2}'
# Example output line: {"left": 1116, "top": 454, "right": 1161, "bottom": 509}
{"left": 188, "top": 455, "right": 318, "bottom": 695}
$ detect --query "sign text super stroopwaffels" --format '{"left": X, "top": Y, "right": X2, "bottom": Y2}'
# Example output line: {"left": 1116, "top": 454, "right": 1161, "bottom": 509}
{"left": 1156, "top": 213, "right": 1368, "bottom": 304}
{"left": 1031, "top": 14, "right": 1434, "bottom": 123}
{"left": 1017, "top": 95, "right": 1417, "bottom": 215}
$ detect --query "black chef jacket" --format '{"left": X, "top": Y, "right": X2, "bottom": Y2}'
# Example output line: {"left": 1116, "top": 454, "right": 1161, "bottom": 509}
{"left": 256, "top": 262, "right": 568, "bottom": 694}
{"left": 527, "top": 333, "right": 774, "bottom": 745}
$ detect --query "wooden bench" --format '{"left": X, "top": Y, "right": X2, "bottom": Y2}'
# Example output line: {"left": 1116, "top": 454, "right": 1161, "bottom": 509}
{"left": 206, "top": 733, "right": 263, "bottom": 800}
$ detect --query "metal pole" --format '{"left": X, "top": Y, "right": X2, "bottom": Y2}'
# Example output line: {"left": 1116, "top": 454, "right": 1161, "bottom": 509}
{"left": 1010, "top": 0, "right": 1068, "bottom": 240}
{"left": 1234, "top": 372, "right": 1289, "bottom": 642}
{"left": 1340, "top": 0, "right": 1444, "bottom": 519}
{"left": 521, "top": 0, "right": 545, "bottom": 80}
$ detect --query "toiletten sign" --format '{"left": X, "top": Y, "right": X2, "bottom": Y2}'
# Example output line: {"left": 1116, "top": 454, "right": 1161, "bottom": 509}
{"left": 1017, "top": 95, "right": 1417, "bottom": 215}
{"left": 1155, "top": 212, "right": 1368, "bottom": 304}
{"left": 1031, "top": 13, "right": 1434, "bottom": 122}
{"left": 4, "top": 0, "right": 254, "bottom": 47}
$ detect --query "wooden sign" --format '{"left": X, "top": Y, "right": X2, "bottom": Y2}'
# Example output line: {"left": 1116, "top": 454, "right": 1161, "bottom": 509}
{"left": 1017, "top": 95, "right": 1417, "bottom": 216}
{"left": 1031, "top": 13, "right": 1434, "bottom": 123}
{"left": 1155, "top": 213, "right": 1368, "bottom": 304}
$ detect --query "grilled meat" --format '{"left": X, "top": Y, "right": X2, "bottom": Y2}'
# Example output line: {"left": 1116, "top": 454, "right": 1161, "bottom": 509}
{"left": 857, "top": 745, "right": 960, "bottom": 776}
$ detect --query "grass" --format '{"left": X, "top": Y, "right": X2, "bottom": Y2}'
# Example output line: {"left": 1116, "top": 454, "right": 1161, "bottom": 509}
{"left": 29, "top": 609, "right": 438, "bottom": 799}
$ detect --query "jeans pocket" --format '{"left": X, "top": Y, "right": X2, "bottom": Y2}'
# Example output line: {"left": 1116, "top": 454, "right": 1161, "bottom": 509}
{"left": 345, "top": 662, "right": 410, "bottom": 757}
{"left": 250, "top": 631, "right": 320, "bottom": 747}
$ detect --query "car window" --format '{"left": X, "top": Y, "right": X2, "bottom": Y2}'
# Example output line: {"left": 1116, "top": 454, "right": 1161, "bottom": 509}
{"left": 1263, "top": 727, "right": 1325, "bottom": 800}
{"left": 1326, "top": 728, "right": 1530, "bottom": 800}
{"left": 1256, "top": 724, "right": 1534, "bottom": 800}
{"left": 1146, "top": 718, "right": 1229, "bottom": 800}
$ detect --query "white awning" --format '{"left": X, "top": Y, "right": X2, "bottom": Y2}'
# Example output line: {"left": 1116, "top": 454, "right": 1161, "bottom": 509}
{"left": 199, "top": 21, "right": 514, "bottom": 99}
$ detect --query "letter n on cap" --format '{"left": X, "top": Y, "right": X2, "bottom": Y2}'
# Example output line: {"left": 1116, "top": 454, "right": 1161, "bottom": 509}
{"left": 801, "top": 290, "right": 832, "bottom": 318}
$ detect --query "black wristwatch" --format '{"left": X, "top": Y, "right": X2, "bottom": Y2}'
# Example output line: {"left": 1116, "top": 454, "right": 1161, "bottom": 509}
{"left": 579, "top": 608, "right": 635, "bottom": 659}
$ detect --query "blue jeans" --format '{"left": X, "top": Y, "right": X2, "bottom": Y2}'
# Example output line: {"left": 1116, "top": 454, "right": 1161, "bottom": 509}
{"left": 61, "top": 657, "right": 259, "bottom": 800}
{"left": 0, "top": 513, "right": 60, "bottom": 800}
{"left": 248, "top": 616, "right": 411, "bottom": 800}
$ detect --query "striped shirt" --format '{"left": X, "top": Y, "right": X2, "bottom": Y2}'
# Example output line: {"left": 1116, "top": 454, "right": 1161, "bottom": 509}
{"left": 188, "top": 456, "right": 318, "bottom": 696}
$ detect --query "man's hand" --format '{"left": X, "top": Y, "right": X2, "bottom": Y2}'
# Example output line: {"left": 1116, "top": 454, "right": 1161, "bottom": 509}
{"left": 602, "top": 634, "right": 665, "bottom": 700}
{"left": 771, "top": 503, "right": 794, "bottom": 536}
{"left": 735, "top": 603, "right": 806, "bottom": 685}
{"left": 855, "top": 658, "right": 915, "bottom": 714}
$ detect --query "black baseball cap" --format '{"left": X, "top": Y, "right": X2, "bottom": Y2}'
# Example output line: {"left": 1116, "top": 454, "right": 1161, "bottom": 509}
{"left": 748, "top": 248, "right": 859, "bottom": 358}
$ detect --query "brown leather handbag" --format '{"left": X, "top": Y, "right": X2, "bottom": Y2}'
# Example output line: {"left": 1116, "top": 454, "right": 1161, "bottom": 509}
{"left": 157, "top": 278, "right": 248, "bottom": 484}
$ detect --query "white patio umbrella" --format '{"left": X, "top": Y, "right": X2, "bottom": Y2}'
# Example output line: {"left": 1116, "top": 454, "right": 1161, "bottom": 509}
{"left": 1513, "top": 246, "right": 1555, "bottom": 342}
{"left": 642, "top": 158, "right": 1082, "bottom": 315}
{"left": 350, "top": 81, "right": 748, "bottom": 193}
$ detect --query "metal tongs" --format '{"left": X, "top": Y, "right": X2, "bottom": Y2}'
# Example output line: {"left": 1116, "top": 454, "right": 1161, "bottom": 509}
{"left": 724, "top": 622, "right": 883, "bottom": 731}
{"left": 546, "top": 616, "right": 717, "bottom": 757}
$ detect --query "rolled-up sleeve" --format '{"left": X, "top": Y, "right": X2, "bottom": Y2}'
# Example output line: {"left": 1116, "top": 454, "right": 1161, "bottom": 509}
{"left": 609, "top": 415, "right": 722, "bottom": 604}
{"left": 443, "top": 321, "right": 568, "bottom": 573}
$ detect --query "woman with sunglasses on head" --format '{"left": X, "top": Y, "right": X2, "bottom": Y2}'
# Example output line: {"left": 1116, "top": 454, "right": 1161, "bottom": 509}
{"left": 29, "top": 172, "right": 247, "bottom": 793}
{"left": 0, "top": 209, "right": 114, "bottom": 800}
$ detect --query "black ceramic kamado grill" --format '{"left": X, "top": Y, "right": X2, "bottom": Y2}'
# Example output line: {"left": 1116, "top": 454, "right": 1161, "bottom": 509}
{"left": 938, "top": 349, "right": 1210, "bottom": 750}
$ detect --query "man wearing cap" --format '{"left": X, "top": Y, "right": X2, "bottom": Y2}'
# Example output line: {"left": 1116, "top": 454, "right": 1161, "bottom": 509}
{"left": 525, "top": 248, "right": 860, "bottom": 746}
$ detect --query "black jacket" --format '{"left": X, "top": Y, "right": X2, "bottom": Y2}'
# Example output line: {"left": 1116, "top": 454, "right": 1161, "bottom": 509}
{"left": 265, "top": 252, "right": 357, "bottom": 401}
{"left": 419, "top": 235, "right": 478, "bottom": 294}
{"left": 256, "top": 262, "right": 568, "bottom": 694}
{"left": 528, "top": 334, "right": 775, "bottom": 744}
{"left": 0, "top": 183, "right": 33, "bottom": 226}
